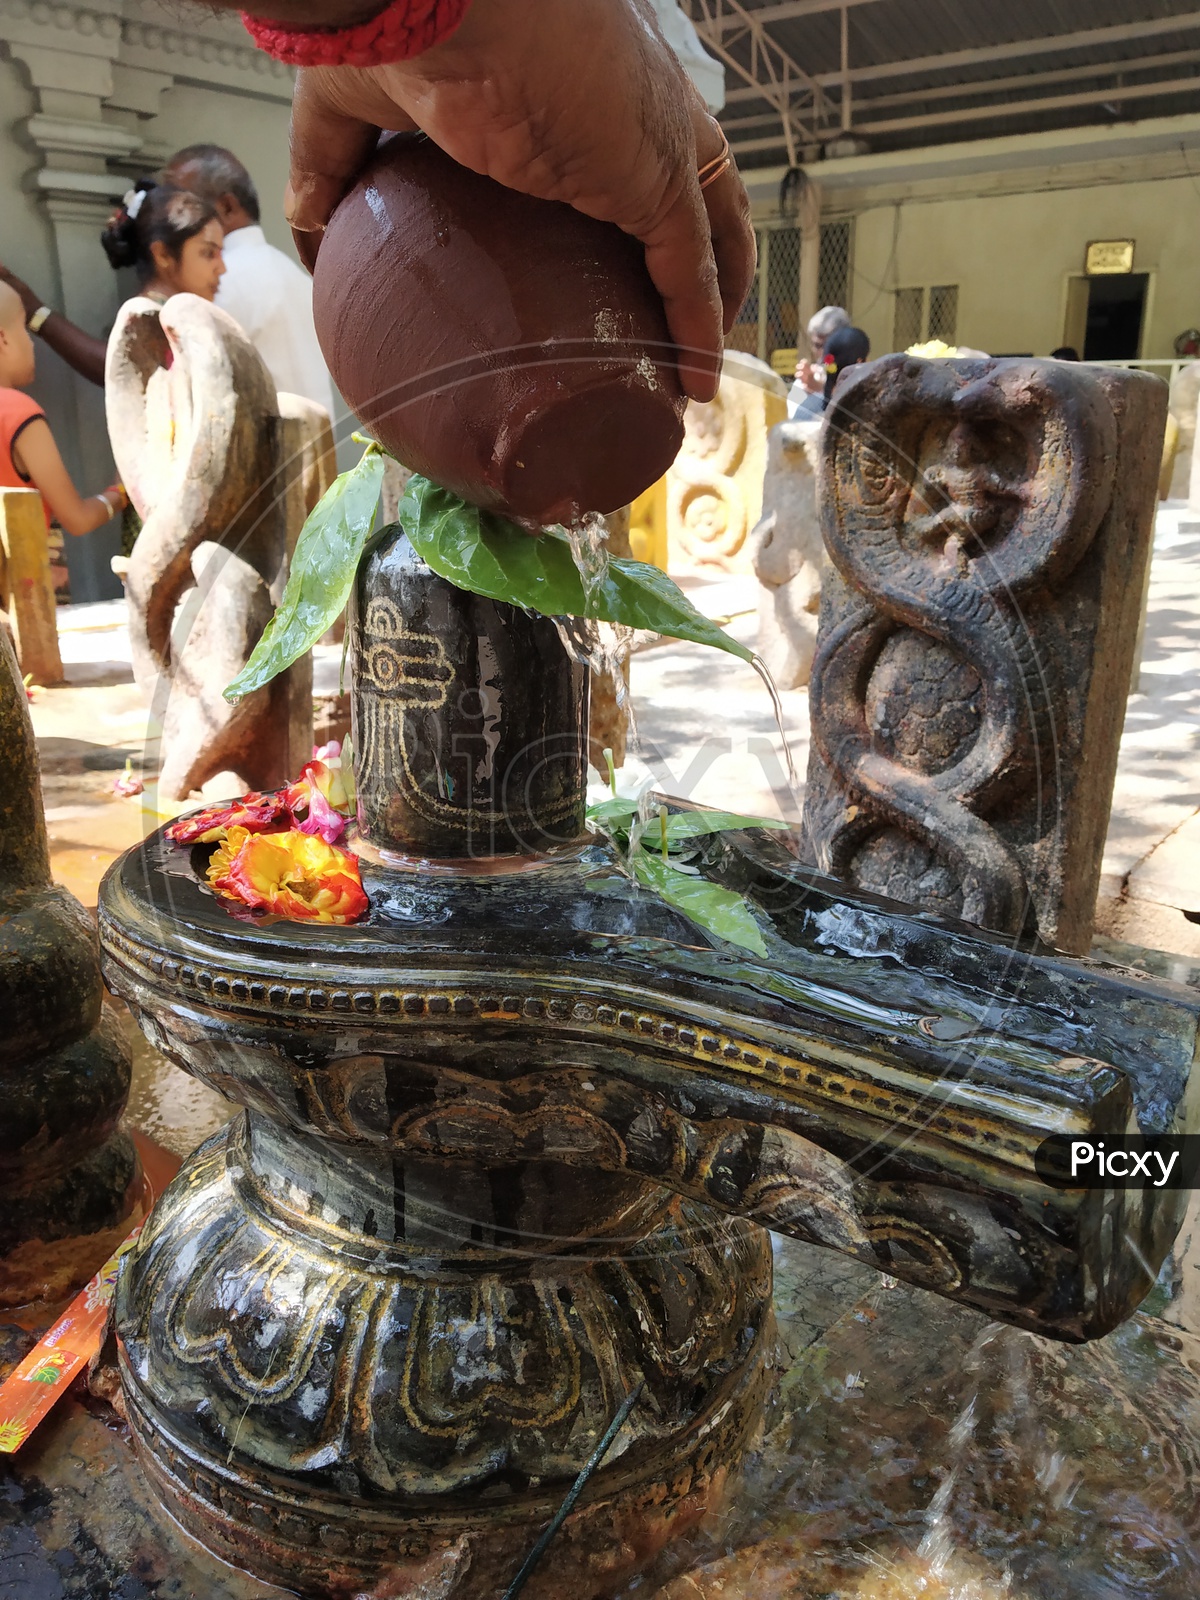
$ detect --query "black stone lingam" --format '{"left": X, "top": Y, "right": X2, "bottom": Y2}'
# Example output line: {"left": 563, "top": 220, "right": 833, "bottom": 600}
{"left": 99, "top": 530, "right": 1200, "bottom": 1599}
{"left": 353, "top": 530, "right": 587, "bottom": 861}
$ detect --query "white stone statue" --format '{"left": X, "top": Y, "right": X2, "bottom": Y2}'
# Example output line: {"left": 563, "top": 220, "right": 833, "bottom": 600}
{"left": 749, "top": 419, "right": 825, "bottom": 689}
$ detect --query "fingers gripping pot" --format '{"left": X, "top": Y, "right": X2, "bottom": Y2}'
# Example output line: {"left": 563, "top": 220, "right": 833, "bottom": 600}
{"left": 312, "top": 136, "right": 687, "bottom": 523}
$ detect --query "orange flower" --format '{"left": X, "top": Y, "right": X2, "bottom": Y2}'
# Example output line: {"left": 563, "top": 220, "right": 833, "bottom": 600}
{"left": 167, "top": 792, "right": 289, "bottom": 846}
{"left": 207, "top": 827, "right": 368, "bottom": 924}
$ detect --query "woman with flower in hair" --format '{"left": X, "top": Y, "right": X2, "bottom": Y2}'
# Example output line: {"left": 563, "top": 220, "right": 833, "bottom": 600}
{"left": 100, "top": 182, "right": 226, "bottom": 307}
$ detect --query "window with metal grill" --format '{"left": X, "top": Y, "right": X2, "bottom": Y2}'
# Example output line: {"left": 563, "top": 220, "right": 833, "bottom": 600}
{"left": 818, "top": 220, "right": 853, "bottom": 313}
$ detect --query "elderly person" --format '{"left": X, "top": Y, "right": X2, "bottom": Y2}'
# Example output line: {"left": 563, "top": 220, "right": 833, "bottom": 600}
{"left": 792, "top": 325, "right": 871, "bottom": 421}
{"left": 789, "top": 304, "right": 851, "bottom": 416}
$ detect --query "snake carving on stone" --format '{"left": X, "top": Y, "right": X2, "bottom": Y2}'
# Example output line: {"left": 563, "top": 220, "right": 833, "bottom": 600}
{"left": 806, "top": 357, "right": 1118, "bottom": 937}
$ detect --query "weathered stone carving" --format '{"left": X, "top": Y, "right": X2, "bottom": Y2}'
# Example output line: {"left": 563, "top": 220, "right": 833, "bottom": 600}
{"left": 668, "top": 353, "right": 787, "bottom": 573}
{"left": 0, "top": 622, "right": 139, "bottom": 1306}
{"left": 106, "top": 294, "right": 315, "bottom": 799}
{"left": 749, "top": 418, "right": 824, "bottom": 689}
{"left": 802, "top": 355, "right": 1167, "bottom": 955}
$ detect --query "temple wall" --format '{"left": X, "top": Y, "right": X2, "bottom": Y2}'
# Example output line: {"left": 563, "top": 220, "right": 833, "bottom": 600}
{"left": 0, "top": 0, "right": 298, "bottom": 601}
{"left": 846, "top": 167, "right": 1200, "bottom": 361}
{"left": 747, "top": 119, "right": 1200, "bottom": 373}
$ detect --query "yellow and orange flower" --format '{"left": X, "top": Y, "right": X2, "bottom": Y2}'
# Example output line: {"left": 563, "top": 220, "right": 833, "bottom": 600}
{"left": 207, "top": 827, "right": 368, "bottom": 924}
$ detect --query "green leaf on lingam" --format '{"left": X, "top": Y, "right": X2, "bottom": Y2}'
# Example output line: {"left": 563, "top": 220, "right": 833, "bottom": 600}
{"left": 630, "top": 852, "right": 769, "bottom": 959}
{"left": 224, "top": 446, "right": 386, "bottom": 702}
{"left": 400, "top": 476, "right": 753, "bottom": 663}
{"left": 662, "top": 810, "right": 788, "bottom": 841}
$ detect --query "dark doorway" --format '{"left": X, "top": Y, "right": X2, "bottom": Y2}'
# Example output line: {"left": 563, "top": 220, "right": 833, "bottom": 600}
{"left": 1083, "top": 273, "right": 1149, "bottom": 361}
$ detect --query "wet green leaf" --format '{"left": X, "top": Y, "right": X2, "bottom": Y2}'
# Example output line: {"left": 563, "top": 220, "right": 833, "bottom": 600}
{"left": 664, "top": 810, "right": 788, "bottom": 840}
{"left": 631, "top": 852, "right": 769, "bottom": 958}
{"left": 224, "top": 448, "right": 386, "bottom": 702}
{"left": 586, "top": 796, "right": 640, "bottom": 832}
{"left": 400, "top": 477, "right": 752, "bottom": 662}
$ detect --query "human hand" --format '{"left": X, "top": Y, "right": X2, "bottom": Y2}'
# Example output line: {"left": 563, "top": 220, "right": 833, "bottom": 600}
{"left": 283, "top": 0, "right": 754, "bottom": 402}
{"left": 0, "top": 262, "right": 40, "bottom": 322}
{"left": 794, "top": 359, "right": 823, "bottom": 395}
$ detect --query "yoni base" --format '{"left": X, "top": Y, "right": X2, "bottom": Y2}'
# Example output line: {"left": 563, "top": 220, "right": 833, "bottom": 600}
{"left": 115, "top": 1115, "right": 776, "bottom": 1599}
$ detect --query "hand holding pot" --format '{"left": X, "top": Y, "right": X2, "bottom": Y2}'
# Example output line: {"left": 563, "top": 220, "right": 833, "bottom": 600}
{"left": 280, "top": 0, "right": 754, "bottom": 403}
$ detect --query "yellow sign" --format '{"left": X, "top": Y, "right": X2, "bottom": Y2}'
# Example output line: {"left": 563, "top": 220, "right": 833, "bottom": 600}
{"left": 1086, "top": 240, "right": 1135, "bottom": 276}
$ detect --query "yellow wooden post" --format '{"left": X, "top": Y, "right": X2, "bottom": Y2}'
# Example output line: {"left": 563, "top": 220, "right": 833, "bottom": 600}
{"left": 0, "top": 489, "right": 64, "bottom": 687}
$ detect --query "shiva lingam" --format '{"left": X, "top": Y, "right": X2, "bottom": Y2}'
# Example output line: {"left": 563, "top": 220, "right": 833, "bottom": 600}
{"left": 97, "top": 522, "right": 1200, "bottom": 1598}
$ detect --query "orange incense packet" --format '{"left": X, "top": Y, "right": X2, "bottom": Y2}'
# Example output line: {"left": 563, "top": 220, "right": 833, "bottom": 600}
{"left": 0, "top": 1227, "right": 142, "bottom": 1453}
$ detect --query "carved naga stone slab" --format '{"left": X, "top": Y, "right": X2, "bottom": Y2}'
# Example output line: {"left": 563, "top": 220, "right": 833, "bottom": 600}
{"left": 105, "top": 295, "right": 314, "bottom": 800}
{"left": 802, "top": 356, "right": 1168, "bottom": 955}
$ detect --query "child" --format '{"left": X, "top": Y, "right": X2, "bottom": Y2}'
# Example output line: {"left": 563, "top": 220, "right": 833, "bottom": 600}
{"left": 0, "top": 280, "right": 125, "bottom": 538}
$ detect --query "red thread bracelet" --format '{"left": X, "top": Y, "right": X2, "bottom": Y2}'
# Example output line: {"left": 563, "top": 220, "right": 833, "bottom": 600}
{"left": 242, "top": 0, "right": 472, "bottom": 68}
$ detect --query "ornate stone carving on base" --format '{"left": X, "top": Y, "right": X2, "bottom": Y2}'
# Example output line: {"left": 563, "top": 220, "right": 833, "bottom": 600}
{"left": 0, "top": 624, "right": 139, "bottom": 1307}
{"left": 801, "top": 356, "right": 1167, "bottom": 955}
{"left": 668, "top": 354, "right": 786, "bottom": 574}
{"left": 106, "top": 295, "right": 316, "bottom": 800}
{"left": 749, "top": 419, "right": 824, "bottom": 690}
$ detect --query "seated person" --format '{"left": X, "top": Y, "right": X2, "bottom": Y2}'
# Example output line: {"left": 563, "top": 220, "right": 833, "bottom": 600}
{"left": 789, "top": 304, "right": 851, "bottom": 416}
{"left": 794, "top": 325, "right": 872, "bottom": 420}
{"left": 0, "top": 282, "right": 124, "bottom": 538}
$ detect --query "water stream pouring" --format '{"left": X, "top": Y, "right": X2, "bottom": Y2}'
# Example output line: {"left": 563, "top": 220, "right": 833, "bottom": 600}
{"left": 99, "top": 519, "right": 1200, "bottom": 1599}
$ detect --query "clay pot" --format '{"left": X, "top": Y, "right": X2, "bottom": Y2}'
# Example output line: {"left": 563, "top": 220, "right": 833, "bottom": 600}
{"left": 313, "top": 135, "right": 686, "bottom": 524}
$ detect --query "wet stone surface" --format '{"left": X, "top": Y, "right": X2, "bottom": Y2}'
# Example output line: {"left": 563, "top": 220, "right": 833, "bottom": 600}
{"left": 0, "top": 1221, "right": 1195, "bottom": 1599}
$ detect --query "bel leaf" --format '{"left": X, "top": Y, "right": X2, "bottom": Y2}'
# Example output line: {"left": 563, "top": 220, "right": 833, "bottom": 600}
{"left": 631, "top": 852, "right": 769, "bottom": 959}
{"left": 224, "top": 448, "right": 386, "bottom": 702}
{"left": 400, "top": 476, "right": 752, "bottom": 663}
{"left": 664, "top": 810, "right": 788, "bottom": 841}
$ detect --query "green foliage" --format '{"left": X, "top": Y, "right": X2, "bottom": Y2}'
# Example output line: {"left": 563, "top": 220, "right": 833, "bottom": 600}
{"left": 400, "top": 476, "right": 752, "bottom": 662}
{"left": 586, "top": 790, "right": 783, "bottom": 958}
{"left": 630, "top": 851, "right": 770, "bottom": 959}
{"left": 224, "top": 446, "right": 386, "bottom": 702}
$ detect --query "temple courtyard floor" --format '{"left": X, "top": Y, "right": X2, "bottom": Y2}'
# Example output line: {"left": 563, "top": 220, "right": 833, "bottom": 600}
{"left": 5, "top": 502, "right": 1200, "bottom": 1596}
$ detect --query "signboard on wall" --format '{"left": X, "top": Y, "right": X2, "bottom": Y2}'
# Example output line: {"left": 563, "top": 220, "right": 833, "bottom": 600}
{"left": 1085, "top": 240, "right": 1136, "bottom": 276}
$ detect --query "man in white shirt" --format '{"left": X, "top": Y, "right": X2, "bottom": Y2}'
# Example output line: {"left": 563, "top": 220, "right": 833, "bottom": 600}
{"left": 164, "top": 145, "right": 335, "bottom": 416}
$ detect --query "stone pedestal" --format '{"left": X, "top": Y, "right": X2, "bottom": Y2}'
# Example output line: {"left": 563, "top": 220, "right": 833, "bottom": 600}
{"left": 667, "top": 355, "right": 787, "bottom": 574}
{"left": 749, "top": 419, "right": 824, "bottom": 690}
{"left": 0, "top": 623, "right": 138, "bottom": 1307}
{"left": 106, "top": 295, "right": 316, "bottom": 799}
{"left": 99, "top": 512, "right": 1197, "bottom": 1597}
{"left": 801, "top": 356, "right": 1167, "bottom": 955}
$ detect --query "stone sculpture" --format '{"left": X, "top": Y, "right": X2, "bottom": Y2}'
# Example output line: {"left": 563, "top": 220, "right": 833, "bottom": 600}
{"left": 668, "top": 353, "right": 787, "bottom": 573}
{"left": 802, "top": 355, "right": 1167, "bottom": 955}
{"left": 0, "top": 623, "right": 139, "bottom": 1307}
{"left": 1170, "top": 358, "right": 1200, "bottom": 502}
{"left": 99, "top": 513, "right": 1198, "bottom": 1599}
{"left": 749, "top": 418, "right": 824, "bottom": 689}
{"left": 106, "top": 294, "right": 315, "bottom": 800}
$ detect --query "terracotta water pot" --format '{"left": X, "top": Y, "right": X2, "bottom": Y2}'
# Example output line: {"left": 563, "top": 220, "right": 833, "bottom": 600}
{"left": 312, "top": 135, "right": 687, "bottom": 524}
